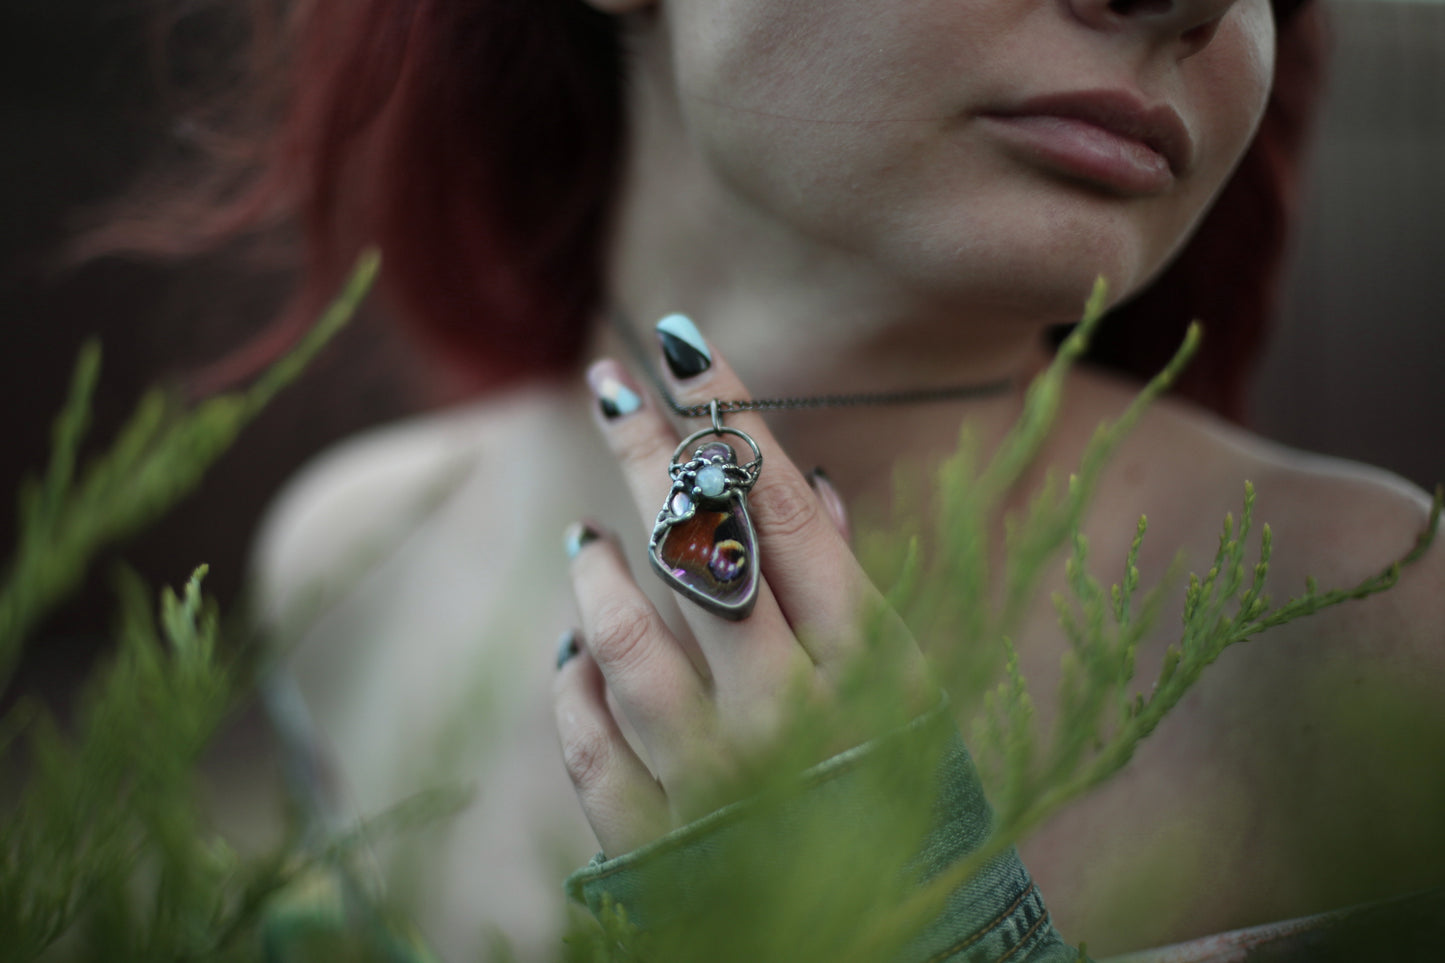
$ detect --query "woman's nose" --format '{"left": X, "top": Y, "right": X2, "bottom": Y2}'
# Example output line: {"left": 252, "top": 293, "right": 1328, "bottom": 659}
{"left": 1066, "top": 0, "right": 1241, "bottom": 57}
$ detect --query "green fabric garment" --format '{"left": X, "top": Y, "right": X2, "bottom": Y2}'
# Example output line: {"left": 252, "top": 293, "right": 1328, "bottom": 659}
{"left": 566, "top": 699, "right": 1083, "bottom": 962}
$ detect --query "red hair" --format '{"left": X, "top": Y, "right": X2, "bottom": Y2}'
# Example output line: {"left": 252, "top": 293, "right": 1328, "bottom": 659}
{"left": 95, "top": 0, "right": 1326, "bottom": 415}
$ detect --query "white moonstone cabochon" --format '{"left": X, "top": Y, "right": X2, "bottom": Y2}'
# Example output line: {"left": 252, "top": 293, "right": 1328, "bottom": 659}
{"left": 696, "top": 465, "right": 727, "bottom": 497}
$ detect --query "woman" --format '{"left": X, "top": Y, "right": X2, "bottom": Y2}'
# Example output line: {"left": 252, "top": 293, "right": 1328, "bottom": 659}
{"left": 232, "top": 0, "right": 1444, "bottom": 958}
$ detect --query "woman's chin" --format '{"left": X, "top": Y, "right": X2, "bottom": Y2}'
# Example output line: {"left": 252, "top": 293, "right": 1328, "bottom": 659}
{"left": 899, "top": 250, "right": 1145, "bottom": 327}
{"left": 866, "top": 207, "right": 1163, "bottom": 324}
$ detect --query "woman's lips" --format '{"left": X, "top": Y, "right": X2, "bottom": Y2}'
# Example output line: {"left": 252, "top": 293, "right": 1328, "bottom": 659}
{"left": 978, "top": 93, "right": 1190, "bottom": 196}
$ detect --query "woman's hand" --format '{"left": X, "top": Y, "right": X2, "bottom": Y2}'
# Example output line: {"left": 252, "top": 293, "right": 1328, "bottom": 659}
{"left": 551, "top": 318, "right": 932, "bottom": 856}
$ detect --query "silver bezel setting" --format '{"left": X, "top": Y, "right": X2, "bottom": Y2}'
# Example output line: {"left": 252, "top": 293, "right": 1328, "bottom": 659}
{"left": 648, "top": 426, "right": 763, "bottom": 620}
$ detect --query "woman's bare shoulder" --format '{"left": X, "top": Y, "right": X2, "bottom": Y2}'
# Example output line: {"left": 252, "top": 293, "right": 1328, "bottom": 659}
{"left": 1147, "top": 394, "right": 1441, "bottom": 649}
{"left": 1075, "top": 374, "right": 1444, "bottom": 715}
{"left": 1191, "top": 407, "right": 1436, "bottom": 604}
{"left": 1070, "top": 368, "right": 1439, "bottom": 598}
{"left": 1179, "top": 410, "right": 1445, "bottom": 901}
{"left": 1037, "top": 386, "right": 1444, "bottom": 943}
{"left": 250, "top": 384, "right": 588, "bottom": 630}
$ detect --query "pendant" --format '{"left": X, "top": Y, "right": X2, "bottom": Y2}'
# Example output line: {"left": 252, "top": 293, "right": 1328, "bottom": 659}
{"left": 649, "top": 414, "right": 763, "bottom": 621}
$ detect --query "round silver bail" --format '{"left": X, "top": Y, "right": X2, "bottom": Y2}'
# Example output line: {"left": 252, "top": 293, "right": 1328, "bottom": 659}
{"left": 710, "top": 398, "right": 724, "bottom": 434}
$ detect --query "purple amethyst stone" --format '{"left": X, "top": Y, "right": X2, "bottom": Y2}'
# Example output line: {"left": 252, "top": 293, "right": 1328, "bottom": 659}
{"left": 695, "top": 442, "right": 736, "bottom": 464}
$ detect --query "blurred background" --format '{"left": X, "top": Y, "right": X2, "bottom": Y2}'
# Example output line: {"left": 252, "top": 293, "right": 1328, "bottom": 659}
{"left": 1, "top": 0, "right": 1442, "bottom": 691}
{"left": 1252, "top": 0, "right": 1445, "bottom": 487}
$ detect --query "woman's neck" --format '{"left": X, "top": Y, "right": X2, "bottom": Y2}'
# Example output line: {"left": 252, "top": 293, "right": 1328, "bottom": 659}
{"left": 601, "top": 168, "right": 1060, "bottom": 490}
{"left": 606, "top": 177, "right": 1052, "bottom": 420}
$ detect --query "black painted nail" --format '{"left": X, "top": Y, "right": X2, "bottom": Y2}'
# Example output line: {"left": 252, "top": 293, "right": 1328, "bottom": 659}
{"left": 592, "top": 371, "right": 642, "bottom": 420}
{"left": 565, "top": 522, "right": 600, "bottom": 559}
{"left": 656, "top": 314, "right": 712, "bottom": 380}
{"left": 555, "top": 629, "right": 581, "bottom": 669}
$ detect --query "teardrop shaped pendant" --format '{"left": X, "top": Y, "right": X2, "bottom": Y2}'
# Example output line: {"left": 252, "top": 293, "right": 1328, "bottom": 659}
{"left": 649, "top": 419, "right": 763, "bottom": 621}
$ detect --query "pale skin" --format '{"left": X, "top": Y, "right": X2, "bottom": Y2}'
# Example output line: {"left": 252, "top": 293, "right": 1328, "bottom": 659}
{"left": 252, "top": 0, "right": 1445, "bottom": 955}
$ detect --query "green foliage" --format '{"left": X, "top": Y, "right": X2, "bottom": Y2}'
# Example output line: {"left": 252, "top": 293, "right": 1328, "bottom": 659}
{"left": 0, "top": 254, "right": 380, "bottom": 962}
{"left": 0, "top": 565, "right": 284, "bottom": 962}
{"left": 848, "top": 281, "right": 1441, "bottom": 948}
{"left": 0, "top": 266, "right": 1438, "bottom": 962}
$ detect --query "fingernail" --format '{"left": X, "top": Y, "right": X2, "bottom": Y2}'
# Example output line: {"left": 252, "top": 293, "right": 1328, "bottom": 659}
{"left": 589, "top": 367, "right": 642, "bottom": 420}
{"left": 564, "top": 521, "right": 601, "bottom": 559}
{"left": 807, "top": 467, "right": 851, "bottom": 541}
{"left": 555, "top": 629, "right": 581, "bottom": 669}
{"left": 656, "top": 314, "right": 712, "bottom": 380}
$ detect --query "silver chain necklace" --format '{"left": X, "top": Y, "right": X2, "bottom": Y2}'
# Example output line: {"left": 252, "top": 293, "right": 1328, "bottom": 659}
{"left": 611, "top": 309, "right": 1017, "bottom": 418}
{"left": 611, "top": 309, "right": 1017, "bottom": 621}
